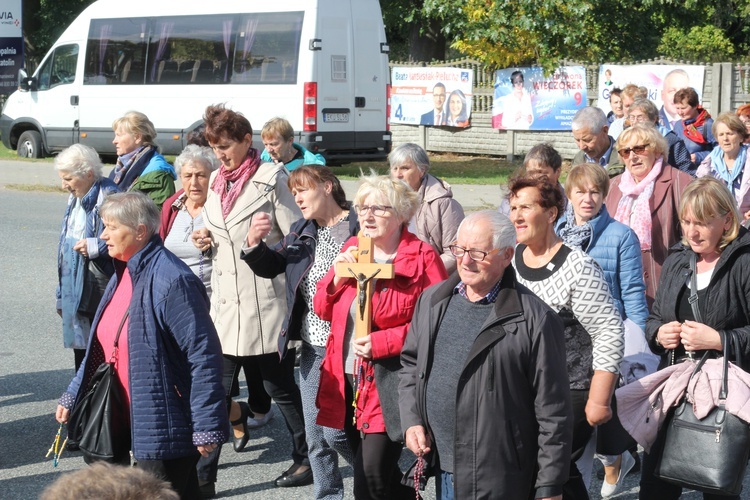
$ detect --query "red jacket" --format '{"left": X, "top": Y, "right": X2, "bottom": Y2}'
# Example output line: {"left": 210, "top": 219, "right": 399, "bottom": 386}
{"left": 313, "top": 228, "right": 447, "bottom": 434}
{"left": 159, "top": 189, "right": 185, "bottom": 239}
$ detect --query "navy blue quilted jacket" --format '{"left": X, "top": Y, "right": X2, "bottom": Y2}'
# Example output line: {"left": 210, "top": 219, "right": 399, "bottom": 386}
{"left": 61, "top": 236, "right": 228, "bottom": 460}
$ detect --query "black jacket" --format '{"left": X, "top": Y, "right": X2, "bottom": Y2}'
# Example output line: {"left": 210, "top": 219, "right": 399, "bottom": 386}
{"left": 241, "top": 206, "right": 358, "bottom": 359}
{"left": 647, "top": 227, "right": 750, "bottom": 365}
{"left": 399, "top": 268, "right": 572, "bottom": 499}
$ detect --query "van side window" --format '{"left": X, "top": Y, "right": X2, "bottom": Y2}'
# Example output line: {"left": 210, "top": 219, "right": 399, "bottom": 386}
{"left": 232, "top": 12, "right": 303, "bottom": 84}
{"left": 82, "top": 12, "right": 303, "bottom": 86}
{"left": 37, "top": 44, "right": 79, "bottom": 91}
{"left": 85, "top": 18, "right": 149, "bottom": 84}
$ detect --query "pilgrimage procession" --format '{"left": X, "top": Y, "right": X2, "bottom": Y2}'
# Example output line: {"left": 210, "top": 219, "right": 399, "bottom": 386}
{"left": 6, "top": 0, "right": 750, "bottom": 499}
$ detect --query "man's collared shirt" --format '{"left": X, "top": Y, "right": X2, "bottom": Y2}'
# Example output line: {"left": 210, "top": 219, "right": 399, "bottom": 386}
{"left": 454, "top": 278, "right": 503, "bottom": 304}
{"left": 584, "top": 136, "right": 615, "bottom": 167}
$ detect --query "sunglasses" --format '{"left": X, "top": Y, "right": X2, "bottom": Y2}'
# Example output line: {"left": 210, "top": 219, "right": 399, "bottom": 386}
{"left": 617, "top": 144, "right": 651, "bottom": 159}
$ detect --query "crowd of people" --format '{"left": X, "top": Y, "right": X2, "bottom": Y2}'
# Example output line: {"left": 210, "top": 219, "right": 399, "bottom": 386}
{"left": 48, "top": 89, "right": 750, "bottom": 500}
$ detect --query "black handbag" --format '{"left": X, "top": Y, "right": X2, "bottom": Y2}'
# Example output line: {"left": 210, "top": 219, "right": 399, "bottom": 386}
{"left": 654, "top": 254, "right": 750, "bottom": 495}
{"left": 67, "top": 311, "right": 130, "bottom": 464}
{"left": 77, "top": 259, "right": 112, "bottom": 317}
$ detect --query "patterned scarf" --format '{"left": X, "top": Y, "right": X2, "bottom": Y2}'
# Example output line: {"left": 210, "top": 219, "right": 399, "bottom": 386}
{"left": 614, "top": 157, "right": 664, "bottom": 251}
{"left": 113, "top": 145, "right": 153, "bottom": 187}
{"left": 682, "top": 107, "right": 711, "bottom": 145}
{"left": 211, "top": 148, "right": 261, "bottom": 217}
{"left": 558, "top": 203, "right": 594, "bottom": 250}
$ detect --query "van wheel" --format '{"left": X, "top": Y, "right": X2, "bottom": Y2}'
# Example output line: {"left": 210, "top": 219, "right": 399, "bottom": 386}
{"left": 17, "top": 130, "right": 43, "bottom": 158}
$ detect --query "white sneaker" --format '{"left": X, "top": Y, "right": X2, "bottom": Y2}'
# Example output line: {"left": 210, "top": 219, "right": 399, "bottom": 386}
{"left": 247, "top": 406, "right": 275, "bottom": 429}
{"left": 600, "top": 451, "right": 636, "bottom": 498}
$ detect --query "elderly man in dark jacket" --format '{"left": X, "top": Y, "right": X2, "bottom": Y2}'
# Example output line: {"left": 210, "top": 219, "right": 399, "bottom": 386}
{"left": 399, "top": 210, "right": 572, "bottom": 500}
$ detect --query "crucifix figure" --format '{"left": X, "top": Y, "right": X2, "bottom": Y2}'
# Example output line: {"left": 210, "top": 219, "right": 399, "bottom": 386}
{"left": 334, "top": 232, "right": 395, "bottom": 339}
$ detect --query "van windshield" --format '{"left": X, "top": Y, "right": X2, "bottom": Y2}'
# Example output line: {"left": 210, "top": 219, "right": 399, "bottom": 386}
{"left": 84, "top": 12, "right": 303, "bottom": 85}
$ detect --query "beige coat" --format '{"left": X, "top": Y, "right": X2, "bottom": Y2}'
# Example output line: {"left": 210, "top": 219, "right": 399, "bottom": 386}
{"left": 414, "top": 174, "right": 464, "bottom": 274}
{"left": 202, "top": 162, "right": 302, "bottom": 356}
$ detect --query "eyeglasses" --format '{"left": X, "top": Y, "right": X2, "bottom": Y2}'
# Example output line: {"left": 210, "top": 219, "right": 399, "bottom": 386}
{"left": 512, "top": 80, "right": 524, "bottom": 86}
{"left": 617, "top": 144, "right": 651, "bottom": 159}
{"left": 627, "top": 114, "right": 649, "bottom": 124}
{"left": 449, "top": 244, "right": 500, "bottom": 262}
{"left": 355, "top": 205, "right": 393, "bottom": 217}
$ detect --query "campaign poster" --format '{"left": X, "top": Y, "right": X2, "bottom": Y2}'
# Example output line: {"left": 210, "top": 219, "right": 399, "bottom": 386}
{"left": 492, "top": 66, "right": 587, "bottom": 130}
{"left": 390, "top": 67, "right": 473, "bottom": 128}
{"left": 596, "top": 65, "right": 705, "bottom": 126}
{"left": 0, "top": 0, "right": 23, "bottom": 96}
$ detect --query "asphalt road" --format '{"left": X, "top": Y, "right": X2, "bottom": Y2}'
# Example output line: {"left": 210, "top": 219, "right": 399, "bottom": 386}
{"left": 0, "top": 158, "right": 733, "bottom": 499}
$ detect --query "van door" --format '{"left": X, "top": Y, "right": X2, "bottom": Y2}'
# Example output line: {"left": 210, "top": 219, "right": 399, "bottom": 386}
{"left": 350, "top": 1, "right": 388, "bottom": 148}
{"left": 316, "top": 3, "right": 356, "bottom": 148}
{"left": 32, "top": 44, "right": 80, "bottom": 152}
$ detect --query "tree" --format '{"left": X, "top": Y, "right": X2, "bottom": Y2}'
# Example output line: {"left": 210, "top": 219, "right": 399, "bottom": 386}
{"left": 22, "top": 0, "right": 95, "bottom": 66}
{"left": 423, "top": 0, "right": 598, "bottom": 72}
{"left": 380, "top": 0, "right": 446, "bottom": 61}
{"left": 658, "top": 25, "right": 735, "bottom": 62}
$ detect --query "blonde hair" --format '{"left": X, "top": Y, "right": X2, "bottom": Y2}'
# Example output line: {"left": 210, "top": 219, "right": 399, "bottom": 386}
{"left": 112, "top": 111, "right": 157, "bottom": 145}
{"left": 261, "top": 117, "right": 294, "bottom": 142}
{"left": 616, "top": 123, "right": 668, "bottom": 157}
{"left": 565, "top": 163, "right": 610, "bottom": 198}
{"left": 679, "top": 177, "right": 739, "bottom": 251}
{"left": 353, "top": 172, "right": 420, "bottom": 224}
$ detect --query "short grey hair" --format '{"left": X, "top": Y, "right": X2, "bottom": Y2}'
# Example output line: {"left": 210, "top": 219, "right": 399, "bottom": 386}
{"left": 572, "top": 106, "right": 608, "bottom": 133}
{"left": 388, "top": 143, "right": 430, "bottom": 174}
{"left": 457, "top": 210, "right": 516, "bottom": 250}
{"left": 629, "top": 98, "right": 659, "bottom": 124}
{"left": 99, "top": 191, "right": 161, "bottom": 238}
{"left": 353, "top": 172, "right": 420, "bottom": 224}
{"left": 174, "top": 144, "right": 220, "bottom": 175}
{"left": 54, "top": 144, "right": 104, "bottom": 180}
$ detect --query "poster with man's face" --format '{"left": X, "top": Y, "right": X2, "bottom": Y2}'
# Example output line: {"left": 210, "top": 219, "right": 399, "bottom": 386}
{"left": 597, "top": 65, "right": 706, "bottom": 124}
{"left": 390, "top": 67, "right": 473, "bottom": 128}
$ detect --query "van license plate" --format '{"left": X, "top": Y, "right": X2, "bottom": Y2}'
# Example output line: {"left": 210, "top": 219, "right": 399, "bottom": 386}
{"left": 324, "top": 113, "right": 349, "bottom": 123}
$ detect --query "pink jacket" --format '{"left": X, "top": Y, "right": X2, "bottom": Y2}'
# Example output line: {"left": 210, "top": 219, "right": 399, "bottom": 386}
{"left": 616, "top": 359, "right": 750, "bottom": 452}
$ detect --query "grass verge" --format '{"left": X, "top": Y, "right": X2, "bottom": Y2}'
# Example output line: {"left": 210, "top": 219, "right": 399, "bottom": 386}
{"left": 5, "top": 183, "right": 65, "bottom": 193}
{"left": 0, "top": 143, "right": 522, "bottom": 185}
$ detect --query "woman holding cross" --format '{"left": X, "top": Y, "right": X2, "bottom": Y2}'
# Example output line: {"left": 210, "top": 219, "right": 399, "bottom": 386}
{"left": 314, "top": 174, "right": 448, "bottom": 500}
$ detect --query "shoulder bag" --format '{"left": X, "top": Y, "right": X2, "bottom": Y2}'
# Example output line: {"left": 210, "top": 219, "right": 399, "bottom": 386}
{"left": 654, "top": 254, "right": 750, "bottom": 495}
{"left": 67, "top": 310, "right": 130, "bottom": 464}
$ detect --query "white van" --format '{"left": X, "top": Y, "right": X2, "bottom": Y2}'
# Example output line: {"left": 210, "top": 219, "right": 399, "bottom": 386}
{"left": 1, "top": 0, "right": 391, "bottom": 162}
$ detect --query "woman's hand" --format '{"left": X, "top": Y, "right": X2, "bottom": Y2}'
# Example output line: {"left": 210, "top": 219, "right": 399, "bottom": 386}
{"left": 680, "top": 320, "right": 723, "bottom": 352}
{"left": 656, "top": 321, "right": 682, "bottom": 350}
{"left": 73, "top": 239, "right": 88, "bottom": 257}
{"left": 56, "top": 405, "right": 70, "bottom": 424}
{"left": 192, "top": 228, "right": 212, "bottom": 253}
{"left": 246, "top": 212, "right": 272, "bottom": 247}
{"left": 197, "top": 443, "right": 218, "bottom": 458}
{"left": 331, "top": 247, "right": 358, "bottom": 289}
{"left": 352, "top": 335, "right": 372, "bottom": 359}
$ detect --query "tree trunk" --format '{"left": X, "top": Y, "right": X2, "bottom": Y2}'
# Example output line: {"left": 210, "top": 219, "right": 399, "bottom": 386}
{"left": 407, "top": 18, "right": 446, "bottom": 61}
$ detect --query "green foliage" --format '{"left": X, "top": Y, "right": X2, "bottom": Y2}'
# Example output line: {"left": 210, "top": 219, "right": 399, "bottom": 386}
{"left": 658, "top": 25, "right": 736, "bottom": 62}
{"left": 23, "top": 0, "right": 96, "bottom": 64}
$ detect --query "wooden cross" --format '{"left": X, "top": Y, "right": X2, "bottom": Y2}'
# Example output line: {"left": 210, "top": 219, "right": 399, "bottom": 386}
{"left": 334, "top": 232, "right": 395, "bottom": 339}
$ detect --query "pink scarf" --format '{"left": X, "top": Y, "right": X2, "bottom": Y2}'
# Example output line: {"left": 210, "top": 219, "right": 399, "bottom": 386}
{"left": 614, "top": 157, "right": 664, "bottom": 251}
{"left": 211, "top": 148, "right": 261, "bottom": 217}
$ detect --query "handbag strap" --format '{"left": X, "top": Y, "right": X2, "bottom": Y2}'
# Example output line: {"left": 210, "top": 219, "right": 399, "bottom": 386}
{"left": 688, "top": 253, "right": 703, "bottom": 323}
{"left": 108, "top": 310, "right": 130, "bottom": 363}
{"left": 720, "top": 330, "right": 730, "bottom": 401}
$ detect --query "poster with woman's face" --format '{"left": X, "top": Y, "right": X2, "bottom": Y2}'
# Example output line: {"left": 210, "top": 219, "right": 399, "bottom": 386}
{"left": 492, "top": 66, "right": 587, "bottom": 130}
{"left": 390, "top": 67, "right": 473, "bottom": 128}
